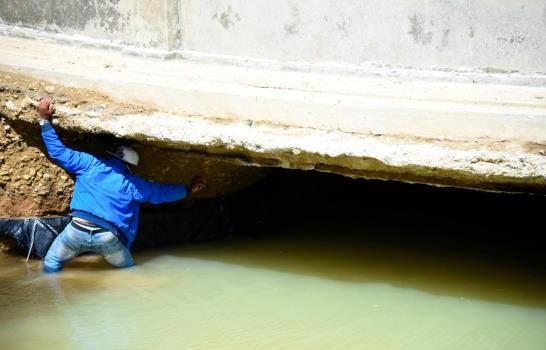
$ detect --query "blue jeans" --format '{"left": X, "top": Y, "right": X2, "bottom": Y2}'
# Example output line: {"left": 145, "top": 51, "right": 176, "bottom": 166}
{"left": 43, "top": 221, "right": 135, "bottom": 273}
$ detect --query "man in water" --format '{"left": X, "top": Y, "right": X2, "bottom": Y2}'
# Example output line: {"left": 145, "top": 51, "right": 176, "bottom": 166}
{"left": 37, "top": 99, "right": 206, "bottom": 273}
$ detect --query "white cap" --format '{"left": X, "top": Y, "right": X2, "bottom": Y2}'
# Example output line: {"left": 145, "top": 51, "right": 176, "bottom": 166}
{"left": 107, "top": 146, "right": 139, "bottom": 166}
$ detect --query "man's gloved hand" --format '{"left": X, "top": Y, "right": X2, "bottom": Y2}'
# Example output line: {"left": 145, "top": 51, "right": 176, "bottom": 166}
{"left": 38, "top": 99, "right": 54, "bottom": 121}
{"left": 190, "top": 175, "right": 206, "bottom": 194}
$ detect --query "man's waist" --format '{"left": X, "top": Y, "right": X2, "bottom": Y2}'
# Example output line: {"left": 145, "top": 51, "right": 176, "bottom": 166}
{"left": 70, "top": 220, "right": 109, "bottom": 234}
{"left": 71, "top": 210, "right": 128, "bottom": 245}
{"left": 72, "top": 217, "right": 97, "bottom": 226}
{"left": 70, "top": 210, "right": 125, "bottom": 241}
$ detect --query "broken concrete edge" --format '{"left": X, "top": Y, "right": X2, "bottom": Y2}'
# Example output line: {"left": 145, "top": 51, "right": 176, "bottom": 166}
{"left": 2, "top": 24, "right": 546, "bottom": 87}
{"left": 2, "top": 83, "right": 545, "bottom": 194}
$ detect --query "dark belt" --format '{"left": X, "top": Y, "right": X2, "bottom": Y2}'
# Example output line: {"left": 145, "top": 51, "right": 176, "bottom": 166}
{"left": 70, "top": 220, "right": 108, "bottom": 234}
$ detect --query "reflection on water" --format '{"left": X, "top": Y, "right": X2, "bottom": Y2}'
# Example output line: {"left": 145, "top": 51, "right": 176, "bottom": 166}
{"left": 1, "top": 221, "right": 546, "bottom": 350}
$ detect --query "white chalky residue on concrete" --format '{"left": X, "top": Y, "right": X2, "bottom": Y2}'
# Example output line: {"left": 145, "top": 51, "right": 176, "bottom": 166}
{"left": 57, "top": 108, "right": 546, "bottom": 180}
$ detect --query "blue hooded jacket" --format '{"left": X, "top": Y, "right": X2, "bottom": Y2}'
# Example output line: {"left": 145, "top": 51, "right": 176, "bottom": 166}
{"left": 41, "top": 122, "right": 189, "bottom": 247}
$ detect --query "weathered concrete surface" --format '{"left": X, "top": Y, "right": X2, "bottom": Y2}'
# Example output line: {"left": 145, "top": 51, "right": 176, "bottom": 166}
{"left": 1, "top": 1, "right": 546, "bottom": 73}
{"left": 1, "top": 36, "right": 545, "bottom": 141}
{"left": 0, "top": 0, "right": 181, "bottom": 50}
{"left": 180, "top": 0, "right": 546, "bottom": 72}
{"left": 1, "top": 70, "right": 545, "bottom": 194}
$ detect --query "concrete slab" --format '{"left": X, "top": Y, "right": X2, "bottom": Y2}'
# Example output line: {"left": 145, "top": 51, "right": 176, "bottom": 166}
{"left": 1, "top": 36, "right": 545, "bottom": 193}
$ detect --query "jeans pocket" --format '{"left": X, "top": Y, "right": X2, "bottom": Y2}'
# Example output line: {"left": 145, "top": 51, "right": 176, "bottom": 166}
{"left": 95, "top": 231, "right": 119, "bottom": 246}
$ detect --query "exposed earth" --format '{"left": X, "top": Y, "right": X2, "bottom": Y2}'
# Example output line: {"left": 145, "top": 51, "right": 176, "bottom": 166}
{"left": 0, "top": 72, "right": 268, "bottom": 218}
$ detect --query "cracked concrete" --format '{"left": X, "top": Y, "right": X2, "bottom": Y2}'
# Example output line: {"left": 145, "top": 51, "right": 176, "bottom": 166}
{"left": 1, "top": 69, "right": 545, "bottom": 194}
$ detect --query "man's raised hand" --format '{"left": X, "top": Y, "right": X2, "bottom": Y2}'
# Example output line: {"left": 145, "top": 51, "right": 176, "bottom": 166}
{"left": 38, "top": 99, "right": 54, "bottom": 121}
{"left": 190, "top": 175, "right": 206, "bottom": 194}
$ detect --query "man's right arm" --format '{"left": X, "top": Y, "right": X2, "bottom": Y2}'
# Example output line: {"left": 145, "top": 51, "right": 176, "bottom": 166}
{"left": 38, "top": 100, "right": 96, "bottom": 174}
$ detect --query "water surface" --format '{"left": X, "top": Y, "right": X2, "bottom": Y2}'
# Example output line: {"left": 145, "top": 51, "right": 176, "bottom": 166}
{"left": 1, "top": 221, "right": 546, "bottom": 350}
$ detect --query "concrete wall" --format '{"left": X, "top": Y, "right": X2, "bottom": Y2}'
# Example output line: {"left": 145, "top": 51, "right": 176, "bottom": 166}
{"left": 0, "top": 0, "right": 180, "bottom": 48}
{"left": 181, "top": 0, "right": 546, "bottom": 72}
{"left": 1, "top": 0, "right": 545, "bottom": 72}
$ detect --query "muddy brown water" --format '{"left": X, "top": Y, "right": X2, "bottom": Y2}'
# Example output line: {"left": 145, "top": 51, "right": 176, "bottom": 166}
{"left": 1, "top": 219, "right": 546, "bottom": 350}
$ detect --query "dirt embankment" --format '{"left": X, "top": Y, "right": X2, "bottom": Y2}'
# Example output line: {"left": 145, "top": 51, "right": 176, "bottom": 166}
{"left": 0, "top": 73, "right": 100, "bottom": 216}
{"left": 0, "top": 117, "right": 72, "bottom": 216}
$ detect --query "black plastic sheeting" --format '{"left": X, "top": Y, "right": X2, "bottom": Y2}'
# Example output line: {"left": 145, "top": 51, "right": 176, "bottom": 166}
{"left": 0, "top": 216, "right": 70, "bottom": 258}
{"left": 133, "top": 198, "right": 233, "bottom": 249}
{"left": 0, "top": 198, "right": 233, "bottom": 259}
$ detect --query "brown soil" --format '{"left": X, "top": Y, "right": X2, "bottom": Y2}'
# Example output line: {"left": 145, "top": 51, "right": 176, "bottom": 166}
{"left": 0, "top": 117, "right": 72, "bottom": 216}
{"left": 0, "top": 71, "right": 154, "bottom": 123}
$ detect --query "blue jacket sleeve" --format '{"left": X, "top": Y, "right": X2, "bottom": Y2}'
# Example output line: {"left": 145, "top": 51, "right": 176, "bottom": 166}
{"left": 129, "top": 175, "right": 189, "bottom": 204}
{"left": 41, "top": 122, "right": 97, "bottom": 175}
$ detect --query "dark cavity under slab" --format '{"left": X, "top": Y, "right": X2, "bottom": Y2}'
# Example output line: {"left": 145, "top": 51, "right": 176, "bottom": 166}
{"left": 1, "top": 167, "right": 545, "bottom": 274}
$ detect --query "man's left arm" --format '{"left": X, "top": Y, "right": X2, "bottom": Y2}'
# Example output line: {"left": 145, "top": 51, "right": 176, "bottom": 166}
{"left": 130, "top": 175, "right": 206, "bottom": 204}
